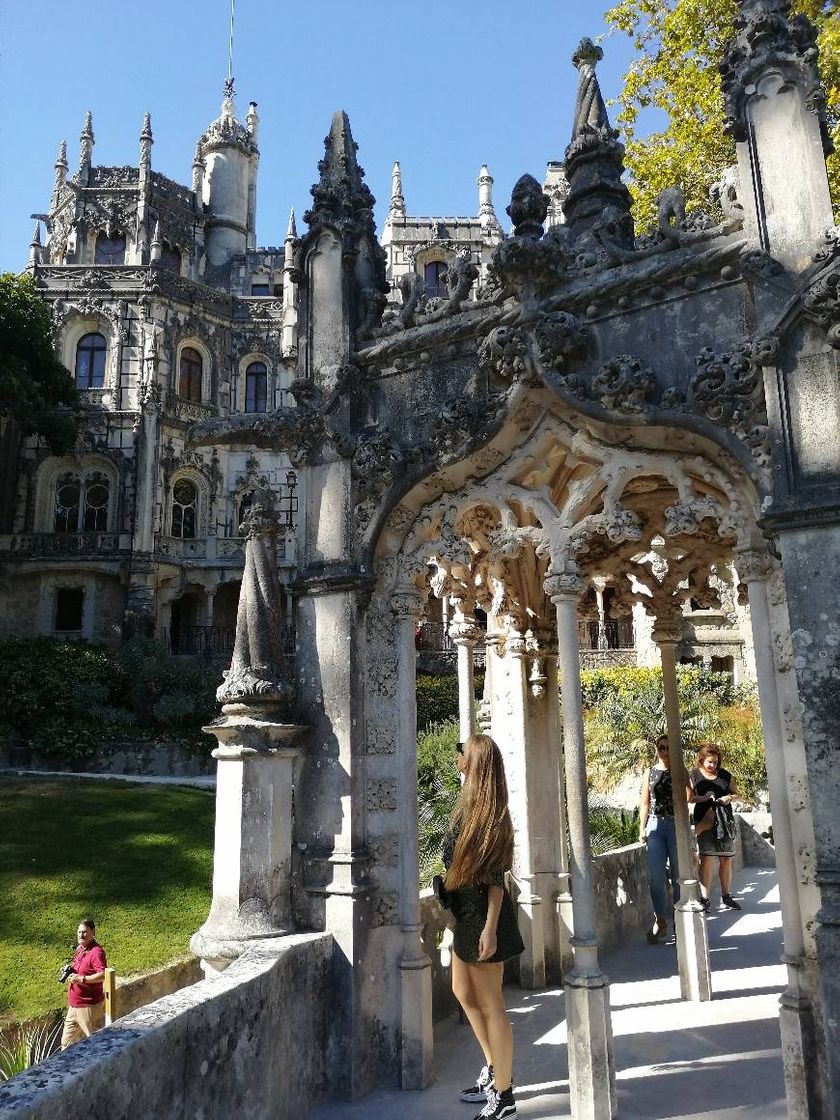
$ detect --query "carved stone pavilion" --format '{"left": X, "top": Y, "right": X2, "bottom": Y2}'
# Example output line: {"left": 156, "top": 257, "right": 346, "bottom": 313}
{"left": 2, "top": 2, "right": 840, "bottom": 1118}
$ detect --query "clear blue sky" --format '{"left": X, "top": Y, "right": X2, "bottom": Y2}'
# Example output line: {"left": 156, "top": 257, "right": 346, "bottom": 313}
{"left": 0, "top": 1, "right": 644, "bottom": 271}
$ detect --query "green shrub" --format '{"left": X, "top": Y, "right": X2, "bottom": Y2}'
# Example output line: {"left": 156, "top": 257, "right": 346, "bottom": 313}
{"left": 0, "top": 1013, "right": 62, "bottom": 1081}
{"left": 417, "top": 718, "right": 461, "bottom": 887}
{"left": 415, "top": 671, "right": 484, "bottom": 731}
{"left": 588, "top": 798, "right": 641, "bottom": 856}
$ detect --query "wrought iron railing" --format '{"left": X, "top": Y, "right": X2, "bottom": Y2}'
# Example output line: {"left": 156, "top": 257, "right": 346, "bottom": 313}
{"left": 577, "top": 618, "right": 635, "bottom": 651}
{"left": 160, "top": 625, "right": 235, "bottom": 657}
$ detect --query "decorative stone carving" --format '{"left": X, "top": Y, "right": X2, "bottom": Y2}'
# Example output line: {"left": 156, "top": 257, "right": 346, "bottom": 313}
{"left": 533, "top": 311, "right": 590, "bottom": 371}
{"left": 591, "top": 355, "right": 657, "bottom": 414}
{"left": 689, "top": 340, "right": 775, "bottom": 463}
{"left": 370, "top": 890, "right": 400, "bottom": 927}
{"left": 216, "top": 487, "right": 294, "bottom": 712}
{"left": 477, "top": 325, "right": 530, "bottom": 382}
{"left": 367, "top": 778, "right": 398, "bottom": 813}
{"left": 366, "top": 727, "right": 396, "bottom": 755}
{"left": 506, "top": 174, "right": 549, "bottom": 239}
{"left": 369, "top": 835, "right": 400, "bottom": 867}
{"left": 720, "top": 0, "right": 830, "bottom": 147}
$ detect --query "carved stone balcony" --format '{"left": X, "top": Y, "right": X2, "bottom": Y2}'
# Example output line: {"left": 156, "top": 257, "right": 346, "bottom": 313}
{"left": 155, "top": 536, "right": 208, "bottom": 560}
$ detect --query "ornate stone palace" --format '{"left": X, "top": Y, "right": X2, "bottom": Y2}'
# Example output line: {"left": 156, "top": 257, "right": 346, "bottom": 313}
{"left": 2, "top": 2, "right": 839, "bottom": 1119}
{"left": 0, "top": 78, "right": 752, "bottom": 676}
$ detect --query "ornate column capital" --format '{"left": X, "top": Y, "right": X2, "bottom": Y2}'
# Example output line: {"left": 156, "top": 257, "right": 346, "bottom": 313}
{"left": 651, "top": 603, "right": 683, "bottom": 646}
{"left": 448, "top": 616, "right": 482, "bottom": 646}
{"left": 390, "top": 586, "right": 425, "bottom": 621}
{"left": 733, "top": 545, "right": 776, "bottom": 585}
{"left": 544, "top": 565, "right": 587, "bottom": 601}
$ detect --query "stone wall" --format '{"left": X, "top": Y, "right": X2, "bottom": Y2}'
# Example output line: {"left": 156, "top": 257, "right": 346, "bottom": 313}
{"left": 0, "top": 932, "right": 334, "bottom": 1120}
{"left": 591, "top": 842, "right": 653, "bottom": 954}
{"left": 0, "top": 739, "right": 215, "bottom": 778}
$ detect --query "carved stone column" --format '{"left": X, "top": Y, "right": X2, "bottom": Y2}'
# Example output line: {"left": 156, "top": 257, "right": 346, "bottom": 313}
{"left": 191, "top": 488, "right": 305, "bottom": 976}
{"left": 653, "top": 609, "right": 712, "bottom": 1003}
{"left": 544, "top": 638, "right": 574, "bottom": 975}
{"left": 391, "top": 588, "right": 433, "bottom": 1090}
{"left": 546, "top": 569, "right": 617, "bottom": 1120}
{"left": 504, "top": 629, "right": 546, "bottom": 990}
{"left": 736, "top": 547, "right": 817, "bottom": 1119}
{"left": 449, "top": 612, "right": 481, "bottom": 743}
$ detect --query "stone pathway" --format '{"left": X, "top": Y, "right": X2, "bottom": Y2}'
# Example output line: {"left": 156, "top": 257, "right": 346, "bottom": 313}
{"left": 311, "top": 866, "right": 786, "bottom": 1119}
{"left": 4, "top": 768, "right": 215, "bottom": 788}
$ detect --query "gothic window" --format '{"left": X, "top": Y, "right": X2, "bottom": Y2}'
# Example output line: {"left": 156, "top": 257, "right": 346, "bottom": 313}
{"left": 54, "top": 473, "right": 81, "bottom": 532}
{"left": 75, "top": 333, "right": 107, "bottom": 389}
{"left": 83, "top": 473, "right": 110, "bottom": 532}
{"left": 179, "top": 347, "right": 203, "bottom": 402}
{"left": 245, "top": 362, "right": 267, "bottom": 413}
{"left": 171, "top": 478, "right": 198, "bottom": 539}
{"left": 251, "top": 283, "right": 270, "bottom": 296}
{"left": 161, "top": 244, "right": 181, "bottom": 273}
{"left": 55, "top": 587, "right": 84, "bottom": 632}
{"left": 94, "top": 233, "right": 126, "bottom": 265}
{"left": 424, "top": 260, "right": 448, "bottom": 299}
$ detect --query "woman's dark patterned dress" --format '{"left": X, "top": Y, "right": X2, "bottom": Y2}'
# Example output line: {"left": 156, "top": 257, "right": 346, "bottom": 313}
{"left": 442, "top": 827, "right": 525, "bottom": 965}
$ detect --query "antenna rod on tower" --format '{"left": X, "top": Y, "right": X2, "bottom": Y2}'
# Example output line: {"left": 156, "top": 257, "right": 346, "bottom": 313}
{"left": 224, "top": 0, "right": 236, "bottom": 99}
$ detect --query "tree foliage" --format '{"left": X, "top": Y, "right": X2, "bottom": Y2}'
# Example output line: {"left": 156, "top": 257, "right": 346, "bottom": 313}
{"left": 0, "top": 273, "right": 79, "bottom": 453}
{"left": 604, "top": 0, "right": 839, "bottom": 229}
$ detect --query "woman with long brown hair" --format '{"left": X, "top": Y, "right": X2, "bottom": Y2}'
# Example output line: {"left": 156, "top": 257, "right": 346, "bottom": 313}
{"left": 443, "top": 733, "right": 523, "bottom": 1120}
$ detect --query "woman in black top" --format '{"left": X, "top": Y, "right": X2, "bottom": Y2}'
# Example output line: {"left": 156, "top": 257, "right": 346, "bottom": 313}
{"left": 690, "top": 743, "right": 742, "bottom": 911}
{"left": 443, "top": 734, "right": 523, "bottom": 1120}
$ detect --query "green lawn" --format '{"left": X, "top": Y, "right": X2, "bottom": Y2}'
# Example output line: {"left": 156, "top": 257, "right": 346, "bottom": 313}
{"left": 0, "top": 776, "right": 214, "bottom": 1025}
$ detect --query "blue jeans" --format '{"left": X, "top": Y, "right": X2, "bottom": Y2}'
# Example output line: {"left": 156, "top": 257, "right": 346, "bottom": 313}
{"left": 646, "top": 815, "right": 680, "bottom": 918}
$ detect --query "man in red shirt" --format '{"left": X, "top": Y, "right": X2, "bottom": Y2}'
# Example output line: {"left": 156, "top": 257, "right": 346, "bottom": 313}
{"left": 60, "top": 918, "right": 107, "bottom": 1049}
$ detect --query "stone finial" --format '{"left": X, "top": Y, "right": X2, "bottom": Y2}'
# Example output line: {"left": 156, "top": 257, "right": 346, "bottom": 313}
{"left": 217, "top": 487, "right": 293, "bottom": 713}
{"left": 304, "top": 109, "right": 377, "bottom": 239}
{"left": 28, "top": 221, "right": 42, "bottom": 267}
{"left": 389, "top": 160, "right": 406, "bottom": 218}
{"left": 51, "top": 140, "right": 68, "bottom": 208}
{"left": 506, "top": 174, "right": 549, "bottom": 238}
{"left": 191, "top": 140, "right": 205, "bottom": 196}
{"left": 246, "top": 100, "right": 259, "bottom": 140}
{"left": 571, "top": 38, "right": 609, "bottom": 137}
{"left": 285, "top": 207, "right": 297, "bottom": 240}
{"left": 139, "top": 111, "right": 153, "bottom": 173}
{"left": 150, "top": 219, "right": 163, "bottom": 262}
{"left": 563, "top": 39, "right": 634, "bottom": 248}
{"left": 78, "top": 110, "right": 94, "bottom": 182}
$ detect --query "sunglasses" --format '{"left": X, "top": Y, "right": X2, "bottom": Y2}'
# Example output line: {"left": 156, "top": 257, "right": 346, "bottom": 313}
{"left": 456, "top": 742, "right": 464, "bottom": 755}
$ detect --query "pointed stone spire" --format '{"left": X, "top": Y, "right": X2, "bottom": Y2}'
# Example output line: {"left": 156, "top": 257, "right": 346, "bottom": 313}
{"left": 78, "top": 110, "right": 94, "bottom": 183}
{"left": 388, "top": 161, "right": 406, "bottom": 219}
{"left": 563, "top": 39, "right": 633, "bottom": 248}
{"left": 284, "top": 208, "right": 297, "bottom": 269}
{"left": 304, "top": 110, "right": 377, "bottom": 240}
{"left": 150, "top": 219, "right": 163, "bottom": 263}
{"left": 286, "top": 207, "right": 297, "bottom": 240}
{"left": 139, "top": 111, "right": 153, "bottom": 174}
{"left": 28, "top": 221, "right": 42, "bottom": 267}
{"left": 51, "top": 140, "right": 68, "bottom": 209}
{"left": 246, "top": 101, "right": 259, "bottom": 140}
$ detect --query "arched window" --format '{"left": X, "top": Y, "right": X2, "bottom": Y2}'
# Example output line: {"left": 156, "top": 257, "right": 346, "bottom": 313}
{"left": 161, "top": 244, "right": 181, "bottom": 273}
{"left": 94, "top": 233, "right": 126, "bottom": 265}
{"left": 179, "top": 347, "right": 203, "bottom": 402}
{"left": 54, "top": 473, "right": 81, "bottom": 532}
{"left": 245, "top": 361, "right": 267, "bottom": 413}
{"left": 83, "top": 473, "right": 110, "bottom": 532}
{"left": 171, "top": 478, "right": 198, "bottom": 539}
{"left": 75, "top": 333, "right": 107, "bottom": 389}
{"left": 424, "top": 260, "right": 448, "bottom": 299}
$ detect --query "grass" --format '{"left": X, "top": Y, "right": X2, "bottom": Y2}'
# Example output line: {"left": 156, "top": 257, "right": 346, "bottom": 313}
{"left": 0, "top": 775, "right": 214, "bottom": 1026}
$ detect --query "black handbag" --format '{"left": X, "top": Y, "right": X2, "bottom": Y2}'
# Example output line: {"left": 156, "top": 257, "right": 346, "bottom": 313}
{"left": 714, "top": 803, "right": 737, "bottom": 849}
{"left": 432, "top": 874, "right": 452, "bottom": 910}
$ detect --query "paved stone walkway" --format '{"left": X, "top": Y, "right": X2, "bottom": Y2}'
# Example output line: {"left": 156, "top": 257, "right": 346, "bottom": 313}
{"left": 312, "top": 866, "right": 786, "bottom": 1119}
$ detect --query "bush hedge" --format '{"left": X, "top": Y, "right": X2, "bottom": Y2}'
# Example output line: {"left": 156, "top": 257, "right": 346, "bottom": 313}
{"left": 0, "top": 637, "right": 219, "bottom": 763}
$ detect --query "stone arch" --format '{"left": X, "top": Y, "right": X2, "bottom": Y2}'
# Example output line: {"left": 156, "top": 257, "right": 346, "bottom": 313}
{"left": 236, "top": 351, "right": 276, "bottom": 413}
{"left": 60, "top": 311, "right": 121, "bottom": 396}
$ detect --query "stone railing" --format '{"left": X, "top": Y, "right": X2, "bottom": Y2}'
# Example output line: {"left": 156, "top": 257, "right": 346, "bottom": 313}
{"left": 0, "top": 532, "right": 127, "bottom": 557}
{"left": 0, "top": 933, "right": 334, "bottom": 1120}
{"left": 155, "top": 535, "right": 208, "bottom": 560}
